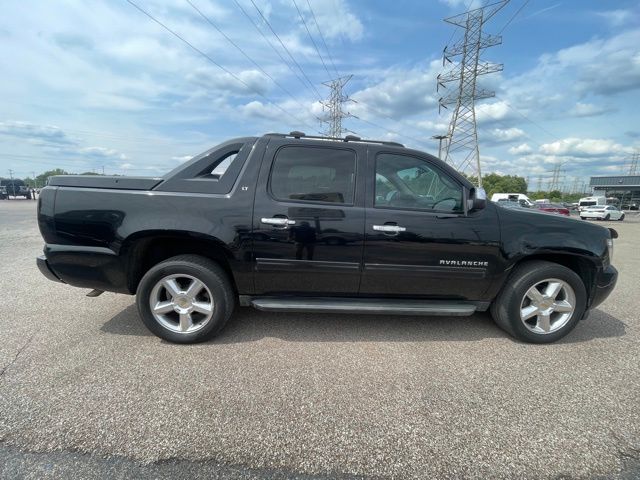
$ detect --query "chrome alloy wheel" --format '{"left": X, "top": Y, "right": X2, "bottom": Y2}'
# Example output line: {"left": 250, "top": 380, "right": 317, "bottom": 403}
{"left": 519, "top": 278, "right": 576, "bottom": 334}
{"left": 149, "top": 274, "right": 214, "bottom": 334}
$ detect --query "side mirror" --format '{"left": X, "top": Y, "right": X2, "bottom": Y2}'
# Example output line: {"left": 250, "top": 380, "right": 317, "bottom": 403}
{"left": 467, "top": 187, "right": 487, "bottom": 211}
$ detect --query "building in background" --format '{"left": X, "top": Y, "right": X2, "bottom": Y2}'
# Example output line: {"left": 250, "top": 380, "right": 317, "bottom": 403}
{"left": 590, "top": 176, "right": 640, "bottom": 209}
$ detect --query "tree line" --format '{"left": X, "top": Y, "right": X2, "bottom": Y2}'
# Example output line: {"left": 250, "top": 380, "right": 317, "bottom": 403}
{"left": 4, "top": 169, "right": 103, "bottom": 188}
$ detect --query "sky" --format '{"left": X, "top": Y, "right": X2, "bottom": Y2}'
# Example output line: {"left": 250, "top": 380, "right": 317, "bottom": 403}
{"left": 1, "top": 0, "right": 639, "bottom": 191}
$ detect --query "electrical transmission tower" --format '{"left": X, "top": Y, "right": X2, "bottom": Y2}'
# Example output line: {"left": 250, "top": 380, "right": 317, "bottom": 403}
{"left": 437, "top": 0, "right": 509, "bottom": 186}
{"left": 571, "top": 177, "right": 580, "bottom": 194}
{"left": 628, "top": 150, "right": 639, "bottom": 176}
{"left": 322, "top": 75, "right": 353, "bottom": 137}
{"left": 548, "top": 162, "right": 564, "bottom": 192}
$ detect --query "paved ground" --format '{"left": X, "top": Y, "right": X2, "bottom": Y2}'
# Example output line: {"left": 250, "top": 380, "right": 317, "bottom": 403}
{"left": 0, "top": 199, "right": 639, "bottom": 479}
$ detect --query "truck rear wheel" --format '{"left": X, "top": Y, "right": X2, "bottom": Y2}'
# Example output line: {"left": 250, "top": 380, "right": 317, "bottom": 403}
{"left": 490, "top": 261, "right": 586, "bottom": 343}
{"left": 136, "top": 255, "right": 235, "bottom": 343}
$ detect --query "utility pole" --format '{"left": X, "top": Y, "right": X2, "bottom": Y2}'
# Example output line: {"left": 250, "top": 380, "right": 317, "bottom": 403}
{"left": 437, "top": 0, "right": 509, "bottom": 187}
{"left": 8, "top": 169, "right": 14, "bottom": 199}
{"left": 537, "top": 175, "right": 543, "bottom": 192}
{"left": 322, "top": 75, "right": 353, "bottom": 138}
{"left": 31, "top": 171, "right": 37, "bottom": 188}
{"left": 432, "top": 134, "right": 449, "bottom": 159}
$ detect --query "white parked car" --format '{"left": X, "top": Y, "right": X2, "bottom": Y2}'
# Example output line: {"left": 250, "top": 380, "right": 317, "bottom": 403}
{"left": 580, "top": 205, "right": 625, "bottom": 221}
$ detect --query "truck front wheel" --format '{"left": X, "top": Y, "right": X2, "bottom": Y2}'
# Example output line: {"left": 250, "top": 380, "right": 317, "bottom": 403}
{"left": 136, "top": 254, "right": 235, "bottom": 343}
{"left": 490, "top": 261, "right": 586, "bottom": 343}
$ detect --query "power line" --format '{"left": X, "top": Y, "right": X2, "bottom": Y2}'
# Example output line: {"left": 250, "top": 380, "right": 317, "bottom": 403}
{"left": 494, "top": 95, "right": 561, "bottom": 141}
{"left": 350, "top": 105, "right": 433, "bottom": 149}
{"left": 353, "top": 94, "right": 553, "bottom": 163}
{"left": 291, "top": 0, "right": 332, "bottom": 79}
{"left": 248, "top": 0, "right": 323, "bottom": 100}
{"left": 305, "top": 0, "right": 340, "bottom": 77}
{"left": 331, "top": 0, "right": 351, "bottom": 52}
{"left": 443, "top": 0, "right": 476, "bottom": 51}
{"left": 350, "top": 115, "right": 435, "bottom": 151}
{"left": 498, "top": 0, "right": 531, "bottom": 34}
{"left": 124, "top": 0, "right": 317, "bottom": 132}
{"left": 231, "top": 0, "right": 321, "bottom": 101}
{"left": 185, "top": 0, "right": 323, "bottom": 123}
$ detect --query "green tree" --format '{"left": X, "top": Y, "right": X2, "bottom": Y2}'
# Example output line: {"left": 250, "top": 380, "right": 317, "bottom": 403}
{"left": 36, "top": 169, "right": 68, "bottom": 187}
{"left": 466, "top": 173, "right": 528, "bottom": 198}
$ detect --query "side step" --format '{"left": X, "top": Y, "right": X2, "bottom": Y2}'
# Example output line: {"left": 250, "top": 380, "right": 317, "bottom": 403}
{"left": 248, "top": 297, "right": 477, "bottom": 316}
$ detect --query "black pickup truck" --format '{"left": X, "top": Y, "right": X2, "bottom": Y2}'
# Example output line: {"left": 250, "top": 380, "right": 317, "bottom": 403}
{"left": 37, "top": 132, "right": 618, "bottom": 344}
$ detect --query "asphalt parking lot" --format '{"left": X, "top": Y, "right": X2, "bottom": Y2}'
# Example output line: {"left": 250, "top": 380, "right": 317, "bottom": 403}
{"left": 1, "top": 199, "right": 639, "bottom": 479}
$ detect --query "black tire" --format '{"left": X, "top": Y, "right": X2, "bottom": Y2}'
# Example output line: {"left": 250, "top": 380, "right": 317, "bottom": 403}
{"left": 580, "top": 216, "right": 585, "bottom": 220}
{"left": 604, "top": 214, "right": 610, "bottom": 221}
{"left": 135, "top": 254, "right": 235, "bottom": 343}
{"left": 490, "top": 260, "right": 587, "bottom": 343}
{"left": 619, "top": 214, "right": 625, "bottom": 221}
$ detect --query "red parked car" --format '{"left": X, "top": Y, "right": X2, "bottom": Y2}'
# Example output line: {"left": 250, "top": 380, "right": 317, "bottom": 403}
{"left": 533, "top": 203, "right": 571, "bottom": 216}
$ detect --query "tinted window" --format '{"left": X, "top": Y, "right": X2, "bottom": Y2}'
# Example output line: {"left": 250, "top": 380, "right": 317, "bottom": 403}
{"left": 270, "top": 146, "right": 356, "bottom": 204}
{"left": 375, "top": 153, "right": 463, "bottom": 212}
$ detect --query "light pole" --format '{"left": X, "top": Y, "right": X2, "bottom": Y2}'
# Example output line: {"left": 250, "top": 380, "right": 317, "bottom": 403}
{"left": 431, "top": 134, "right": 449, "bottom": 159}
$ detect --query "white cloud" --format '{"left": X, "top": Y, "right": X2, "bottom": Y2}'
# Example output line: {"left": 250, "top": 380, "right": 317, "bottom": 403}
{"left": 77, "top": 146, "right": 127, "bottom": 160}
{"left": 172, "top": 155, "right": 193, "bottom": 163}
{"left": 490, "top": 127, "right": 525, "bottom": 143}
{"left": 509, "top": 143, "right": 533, "bottom": 155}
{"left": 186, "top": 68, "right": 270, "bottom": 97}
{"left": 301, "top": 0, "right": 364, "bottom": 41}
{"left": 475, "top": 101, "right": 513, "bottom": 123}
{"left": 415, "top": 120, "right": 450, "bottom": 133}
{"left": 539, "top": 138, "right": 633, "bottom": 157}
{"left": 569, "top": 102, "right": 614, "bottom": 117}
{"left": 523, "top": 29, "right": 640, "bottom": 97}
{"left": 351, "top": 60, "right": 440, "bottom": 118}
{"left": 0, "top": 120, "right": 76, "bottom": 145}
{"left": 596, "top": 9, "right": 637, "bottom": 27}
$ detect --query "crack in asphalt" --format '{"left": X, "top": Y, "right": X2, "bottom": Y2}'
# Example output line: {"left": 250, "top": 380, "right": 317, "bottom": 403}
{"left": 609, "top": 427, "right": 640, "bottom": 460}
{"left": 0, "top": 444, "right": 369, "bottom": 480}
{"left": 0, "top": 333, "right": 35, "bottom": 379}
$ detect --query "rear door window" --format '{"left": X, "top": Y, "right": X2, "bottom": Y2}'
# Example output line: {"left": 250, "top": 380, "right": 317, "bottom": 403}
{"left": 270, "top": 146, "right": 356, "bottom": 205}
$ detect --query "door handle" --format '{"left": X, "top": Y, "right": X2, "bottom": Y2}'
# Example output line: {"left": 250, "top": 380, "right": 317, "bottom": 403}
{"left": 373, "top": 225, "right": 406, "bottom": 233}
{"left": 261, "top": 217, "right": 296, "bottom": 226}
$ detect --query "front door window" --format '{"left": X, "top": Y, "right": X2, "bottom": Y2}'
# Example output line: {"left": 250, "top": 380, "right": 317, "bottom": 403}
{"left": 375, "top": 153, "right": 463, "bottom": 213}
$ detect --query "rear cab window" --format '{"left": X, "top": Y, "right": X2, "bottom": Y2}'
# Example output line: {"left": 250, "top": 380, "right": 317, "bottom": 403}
{"left": 155, "top": 139, "right": 255, "bottom": 194}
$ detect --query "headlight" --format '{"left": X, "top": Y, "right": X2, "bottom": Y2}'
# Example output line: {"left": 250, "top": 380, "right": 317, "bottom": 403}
{"left": 606, "top": 238, "right": 614, "bottom": 262}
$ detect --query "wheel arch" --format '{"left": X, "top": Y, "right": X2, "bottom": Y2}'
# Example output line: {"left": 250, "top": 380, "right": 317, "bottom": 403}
{"left": 505, "top": 253, "right": 598, "bottom": 304}
{"left": 121, "top": 231, "right": 237, "bottom": 294}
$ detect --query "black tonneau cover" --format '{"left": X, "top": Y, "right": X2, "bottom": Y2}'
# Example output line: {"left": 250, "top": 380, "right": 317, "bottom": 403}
{"left": 48, "top": 175, "right": 163, "bottom": 191}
